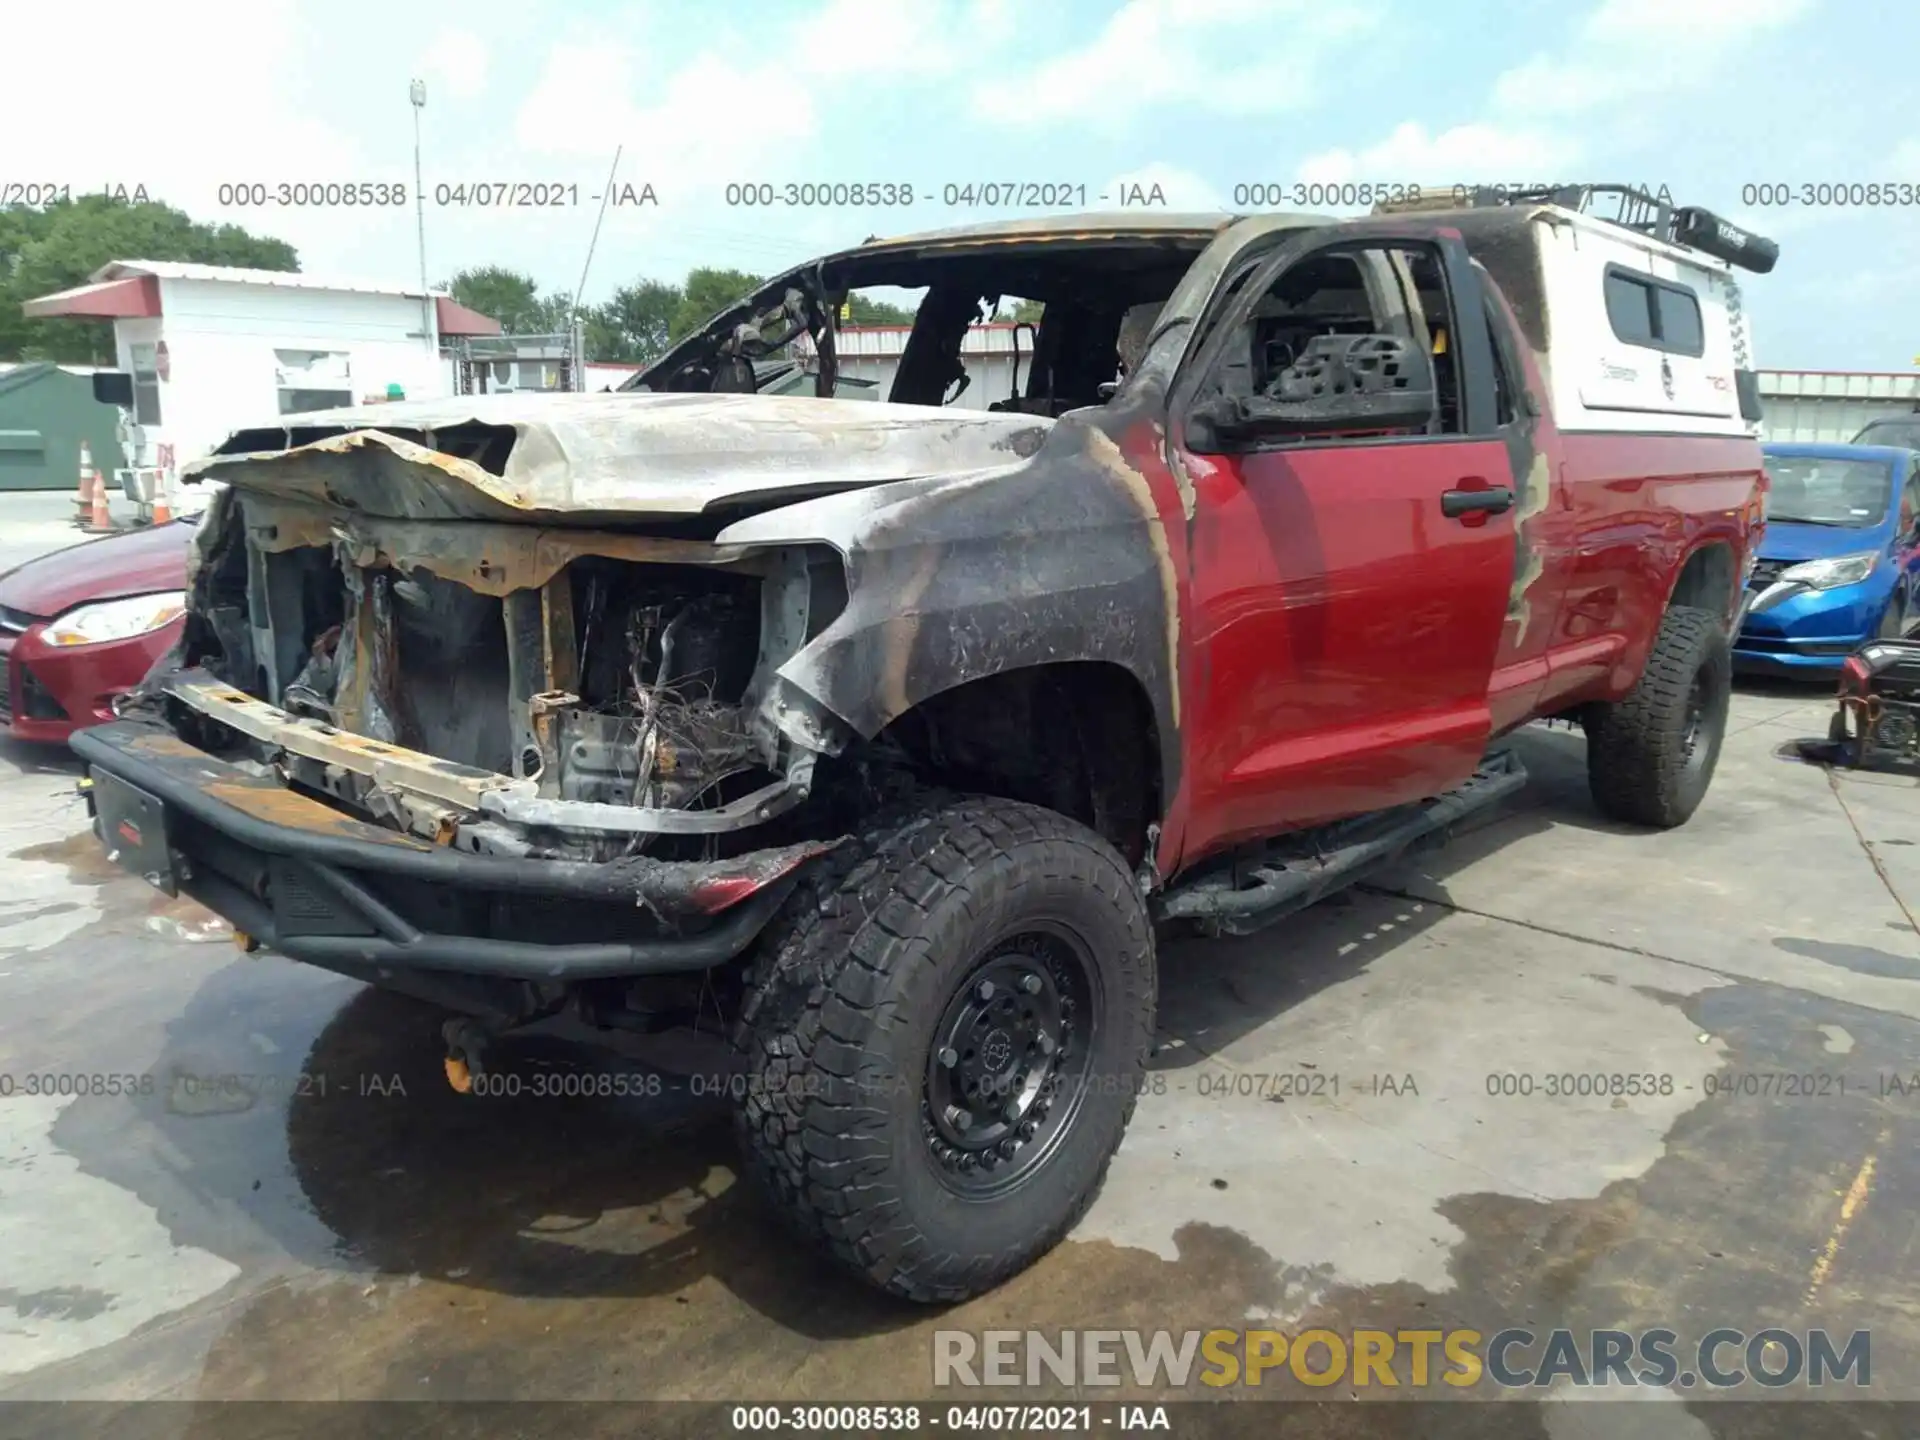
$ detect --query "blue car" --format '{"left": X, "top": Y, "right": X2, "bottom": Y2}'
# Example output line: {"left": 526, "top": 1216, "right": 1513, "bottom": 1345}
{"left": 1736, "top": 443, "right": 1920, "bottom": 673}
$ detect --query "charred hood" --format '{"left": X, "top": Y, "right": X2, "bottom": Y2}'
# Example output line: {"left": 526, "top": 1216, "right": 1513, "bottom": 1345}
{"left": 183, "top": 392, "right": 1054, "bottom": 525}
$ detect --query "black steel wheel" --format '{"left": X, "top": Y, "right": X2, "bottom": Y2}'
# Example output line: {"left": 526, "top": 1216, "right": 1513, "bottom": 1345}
{"left": 922, "top": 927, "right": 1098, "bottom": 1197}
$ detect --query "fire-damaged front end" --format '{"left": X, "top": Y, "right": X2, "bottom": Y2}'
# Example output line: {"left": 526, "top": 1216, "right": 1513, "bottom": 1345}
{"left": 71, "top": 392, "right": 1091, "bottom": 1024}
{"left": 70, "top": 217, "right": 1253, "bottom": 1039}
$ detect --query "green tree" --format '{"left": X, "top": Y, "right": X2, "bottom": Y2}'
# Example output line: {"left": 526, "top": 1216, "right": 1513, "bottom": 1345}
{"left": 592, "top": 279, "right": 681, "bottom": 362}
{"left": 0, "top": 195, "right": 297, "bottom": 363}
{"left": 528, "top": 289, "right": 577, "bottom": 335}
{"left": 844, "top": 293, "right": 916, "bottom": 326}
{"left": 669, "top": 267, "right": 764, "bottom": 343}
{"left": 446, "top": 266, "right": 555, "bottom": 334}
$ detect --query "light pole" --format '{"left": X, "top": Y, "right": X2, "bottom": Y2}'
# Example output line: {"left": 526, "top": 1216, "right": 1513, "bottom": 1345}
{"left": 410, "top": 79, "right": 432, "bottom": 352}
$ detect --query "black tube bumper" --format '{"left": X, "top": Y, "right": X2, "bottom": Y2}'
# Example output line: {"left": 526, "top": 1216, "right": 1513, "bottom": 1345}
{"left": 70, "top": 720, "right": 835, "bottom": 982}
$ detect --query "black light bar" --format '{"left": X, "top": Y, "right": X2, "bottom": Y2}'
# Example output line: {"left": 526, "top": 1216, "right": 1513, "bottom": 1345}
{"left": 1670, "top": 207, "right": 1778, "bottom": 274}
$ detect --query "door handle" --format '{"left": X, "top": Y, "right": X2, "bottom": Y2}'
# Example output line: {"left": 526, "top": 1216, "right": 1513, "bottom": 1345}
{"left": 1441, "top": 485, "right": 1515, "bottom": 518}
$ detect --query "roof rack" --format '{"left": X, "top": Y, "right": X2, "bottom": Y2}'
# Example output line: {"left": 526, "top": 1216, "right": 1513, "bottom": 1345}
{"left": 1373, "top": 183, "right": 1778, "bottom": 274}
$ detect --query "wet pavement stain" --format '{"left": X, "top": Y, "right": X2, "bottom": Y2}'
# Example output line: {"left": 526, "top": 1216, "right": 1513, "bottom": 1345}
{"left": 13, "top": 828, "right": 225, "bottom": 931}
{"left": 16, "top": 964, "right": 1908, "bottom": 1429}
{"left": 12, "top": 831, "right": 118, "bottom": 886}
{"left": 1774, "top": 938, "right": 1920, "bottom": 979}
{"left": 0, "top": 1287, "right": 115, "bottom": 1324}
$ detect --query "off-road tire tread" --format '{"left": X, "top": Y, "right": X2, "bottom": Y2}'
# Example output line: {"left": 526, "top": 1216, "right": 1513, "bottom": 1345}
{"left": 1586, "top": 603, "right": 1728, "bottom": 827}
{"left": 730, "top": 794, "right": 1154, "bottom": 1303}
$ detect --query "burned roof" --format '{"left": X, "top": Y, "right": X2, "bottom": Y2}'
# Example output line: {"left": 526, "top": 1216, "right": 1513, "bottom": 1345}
{"left": 853, "top": 211, "right": 1241, "bottom": 251}
{"left": 621, "top": 210, "right": 1334, "bottom": 393}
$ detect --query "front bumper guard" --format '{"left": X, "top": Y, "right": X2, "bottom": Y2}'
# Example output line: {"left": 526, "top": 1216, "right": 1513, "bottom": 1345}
{"left": 71, "top": 720, "right": 835, "bottom": 982}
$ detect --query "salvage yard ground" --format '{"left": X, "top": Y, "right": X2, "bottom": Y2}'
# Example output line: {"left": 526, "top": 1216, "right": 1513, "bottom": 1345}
{"left": 1, "top": 509, "right": 1918, "bottom": 1437}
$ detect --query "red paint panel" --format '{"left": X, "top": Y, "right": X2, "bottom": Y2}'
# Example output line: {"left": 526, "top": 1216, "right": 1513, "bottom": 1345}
{"left": 1175, "top": 437, "right": 1518, "bottom": 860}
{"left": 1541, "top": 432, "right": 1762, "bottom": 711}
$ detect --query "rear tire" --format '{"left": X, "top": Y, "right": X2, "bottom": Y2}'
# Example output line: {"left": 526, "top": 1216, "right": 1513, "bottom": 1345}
{"left": 1586, "top": 604, "right": 1731, "bottom": 828}
{"left": 731, "top": 795, "right": 1156, "bottom": 1303}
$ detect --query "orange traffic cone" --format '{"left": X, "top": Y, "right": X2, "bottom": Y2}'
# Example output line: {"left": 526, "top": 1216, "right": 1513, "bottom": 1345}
{"left": 87, "top": 471, "right": 113, "bottom": 532}
{"left": 74, "top": 441, "right": 95, "bottom": 527}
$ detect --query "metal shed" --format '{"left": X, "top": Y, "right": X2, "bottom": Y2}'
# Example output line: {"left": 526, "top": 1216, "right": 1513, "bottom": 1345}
{"left": 0, "top": 363, "right": 125, "bottom": 492}
{"left": 1757, "top": 370, "right": 1920, "bottom": 443}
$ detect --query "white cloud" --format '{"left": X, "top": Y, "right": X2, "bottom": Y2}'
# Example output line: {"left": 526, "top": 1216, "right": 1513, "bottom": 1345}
{"left": 1297, "top": 122, "right": 1579, "bottom": 188}
{"left": 1490, "top": 0, "right": 1814, "bottom": 118}
{"left": 972, "top": 0, "right": 1382, "bottom": 126}
{"left": 1293, "top": 0, "right": 1820, "bottom": 220}
{"left": 791, "top": 0, "right": 1010, "bottom": 77}
{"left": 499, "top": 1, "right": 1030, "bottom": 294}
{"left": 417, "top": 27, "right": 490, "bottom": 104}
{"left": 1584, "top": 0, "right": 1811, "bottom": 40}
{"left": 516, "top": 45, "right": 819, "bottom": 190}
{"left": 0, "top": 0, "right": 427, "bottom": 285}
{"left": 6, "top": 0, "right": 362, "bottom": 222}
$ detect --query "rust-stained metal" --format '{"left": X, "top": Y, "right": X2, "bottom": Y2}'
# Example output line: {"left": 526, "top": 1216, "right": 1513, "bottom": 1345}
{"left": 161, "top": 668, "right": 818, "bottom": 841}
{"left": 241, "top": 497, "right": 769, "bottom": 594}
{"left": 332, "top": 566, "right": 379, "bottom": 739}
{"left": 117, "top": 728, "right": 435, "bottom": 850}
{"left": 202, "top": 777, "right": 434, "bottom": 845}
{"left": 167, "top": 673, "right": 531, "bottom": 810}
{"left": 527, "top": 689, "right": 580, "bottom": 785}
{"left": 480, "top": 752, "right": 816, "bottom": 837}
{"left": 123, "top": 730, "right": 216, "bottom": 760}
{"left": 539, "top": 577, "right": 579, "bottom": 695}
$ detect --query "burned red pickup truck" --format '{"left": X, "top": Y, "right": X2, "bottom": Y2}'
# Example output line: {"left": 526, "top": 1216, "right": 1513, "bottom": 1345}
{"left": 75, "top": 187, "right": 1774, "bottom": 1302}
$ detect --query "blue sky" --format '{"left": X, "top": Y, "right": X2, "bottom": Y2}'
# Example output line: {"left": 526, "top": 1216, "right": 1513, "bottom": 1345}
{"left": 13, "top": 0, "right": 1918, "bottom": 368}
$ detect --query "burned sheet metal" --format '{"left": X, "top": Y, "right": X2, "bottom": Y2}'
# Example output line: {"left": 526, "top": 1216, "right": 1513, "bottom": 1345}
{"left": 715, "top": 403, "right": 1185, "bottom": 812}
{"left": 167, "top": 672, "right": 531, "bottom": 809}
{"left": 161, "top": 665, "right": 816, "bottom": 843}
{"left": 185, "top": 393, "right": 1060, "bottom": 523}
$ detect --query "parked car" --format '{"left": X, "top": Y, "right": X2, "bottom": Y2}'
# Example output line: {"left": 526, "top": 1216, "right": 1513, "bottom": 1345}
{"left": 0, "top": 519, "right": 193, "bottom": 742}
{"left": 73, "top": 188, "right": 1773, "bottom": 1302}
{"left": 1735, "top": 443, "right": 1920, "bottom": 672}
{"left": 1852, "top": 414, "right": 1920, "bottom": 450}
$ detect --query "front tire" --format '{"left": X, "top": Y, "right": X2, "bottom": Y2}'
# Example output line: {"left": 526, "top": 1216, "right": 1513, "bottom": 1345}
{"left": 1586, "top": 604, "right": 1732, "bottom": 828}
{"left": 732, "top": 796, "right": 1156, "bottom": 1303}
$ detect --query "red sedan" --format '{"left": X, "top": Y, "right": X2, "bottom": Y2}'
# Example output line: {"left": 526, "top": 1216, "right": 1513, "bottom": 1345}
{"left": 0, "top": 519, "right": 194, "bottom": 743}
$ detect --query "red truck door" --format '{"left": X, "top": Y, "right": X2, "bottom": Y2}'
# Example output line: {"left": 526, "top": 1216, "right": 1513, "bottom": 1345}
{"left": 1169, "top": 228, "right": 1521, "bottom": 859}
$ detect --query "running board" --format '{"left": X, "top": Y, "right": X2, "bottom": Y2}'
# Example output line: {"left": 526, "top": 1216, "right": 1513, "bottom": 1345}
{"left": 1154, "top": 751, "right": 1527, "bottom": 938}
